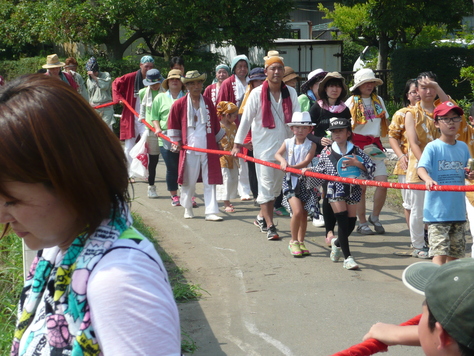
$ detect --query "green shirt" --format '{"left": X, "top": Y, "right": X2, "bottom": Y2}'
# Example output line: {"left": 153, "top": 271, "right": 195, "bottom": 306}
{"left": 150, "top": 90, "right": 185, "bottom": 146}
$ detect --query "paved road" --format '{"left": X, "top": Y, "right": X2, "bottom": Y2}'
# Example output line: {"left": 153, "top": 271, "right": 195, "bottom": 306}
{"left": 130, "top": 161, "right": 450, "bottom": 356}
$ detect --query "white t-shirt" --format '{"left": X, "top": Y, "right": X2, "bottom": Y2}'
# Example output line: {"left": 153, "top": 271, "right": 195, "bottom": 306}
{"left": 235, "top": 85, "right": 300, "bottom": 161}
{"left": 345, "top": 95, "right": 389, "bottom": 137}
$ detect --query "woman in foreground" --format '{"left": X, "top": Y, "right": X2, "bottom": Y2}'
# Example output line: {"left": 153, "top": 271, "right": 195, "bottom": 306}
{"left": 0, "top": 74, "right": 181, "bottom": 355}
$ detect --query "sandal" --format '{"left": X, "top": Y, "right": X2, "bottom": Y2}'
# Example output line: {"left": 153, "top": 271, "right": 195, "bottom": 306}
{"left": 224, "top": 205, "right": 235, "bottom": 213}
{"left": 412, "top": 248, "right": 431, "bottom": 259}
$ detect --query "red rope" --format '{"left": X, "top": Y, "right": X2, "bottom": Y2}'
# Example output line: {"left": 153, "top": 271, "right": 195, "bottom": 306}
{"left": 330, "top": 314, "right": 421, "bottom": 356}
{"left": 97, "top": 100, "right": 474, "bottom": 192}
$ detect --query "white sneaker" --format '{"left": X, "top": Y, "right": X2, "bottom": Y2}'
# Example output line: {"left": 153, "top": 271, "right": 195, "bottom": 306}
{"left": 147, "top": 185, "right": 158, "bottom": 198}
{"left": 343, "top": 256, "right": 359, "bottom": 270}
{"left": 184, "top": 208, "right": 194, "bottom": 219}
{"left": 312, "top": 215, "right": 325, "bottom": 227}
{"left": 205, "top": 214, "right": 223, "bottom": 221}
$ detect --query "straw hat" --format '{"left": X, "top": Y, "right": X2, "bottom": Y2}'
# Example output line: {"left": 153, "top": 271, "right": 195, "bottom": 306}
{"left": 317, "top": 72, "right": 348, "bottom": 99}
{"left": 287, "top": 112, "right": 315, "bottom": 127}
{"left": 283, "top": 67, "right": 300, "bottom": 83}
{"left": 181, "top": 70, "right": 207, "bottom": 84}
{"left": 42, "top": 54, "right": 65, "bottom": 69}
{"left": 162, "top": 69, "right": 183, "bottom": 90}
{"left": 349, "top": 68, "right": 383, "bottom": 92}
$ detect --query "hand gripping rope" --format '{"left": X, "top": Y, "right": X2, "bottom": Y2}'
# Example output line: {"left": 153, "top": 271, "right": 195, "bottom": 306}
{"left": 95, "top": 100, "right": 455, "bottom": 354}
{"left": 98, "top": 99, "right": 474, "bottom": 193}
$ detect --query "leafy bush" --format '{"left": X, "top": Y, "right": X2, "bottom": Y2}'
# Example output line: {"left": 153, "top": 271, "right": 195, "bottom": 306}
{"left": 391, "top": 47, "right": 474, "bottom": 102}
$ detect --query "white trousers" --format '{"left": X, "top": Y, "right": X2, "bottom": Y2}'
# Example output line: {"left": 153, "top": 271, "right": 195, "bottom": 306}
{"left": 237, "top": 158, "right": 251, "bottom": 198}
{"left": 181, "top": 152, "right": 218, "bottom": 215}
{"left": 409, "top": 184, "right": 425, "bottom": 249}
{"left": 124, "top": 116, "right": 146, "bottom": 177}
{"left": 255, "top": 161, "right": 285, "bottom": 205}
{"left": 217, "top": 167, "right": 239, "bottom": 201}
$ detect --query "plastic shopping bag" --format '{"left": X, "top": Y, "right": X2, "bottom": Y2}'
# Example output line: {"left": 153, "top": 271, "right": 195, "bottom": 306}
{"left": 129, "top": 130, "right": 149, "bottom": 179}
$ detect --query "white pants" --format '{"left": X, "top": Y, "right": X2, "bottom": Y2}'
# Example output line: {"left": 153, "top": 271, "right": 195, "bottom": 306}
{"left": 237, "top": 158, "right": 251, "bottom": 198}
{"left": 398, "top": 175, "right": 412, "bottom": 210}
{"left": 181, "top": 152, "right": 218, "bottom": 215}
{"left": 255, "top": 161, "right": 285, "bottom": 205}
{"left": 217, "top": 167, "right": 239, "bottom": 201}
{"left": 466, "top": 196, "right": 474, "bottom": 258}
{"left": 124, "top": 115, "right": 146, "bottom": 177}
{"left": 409, "top": 184, "right": 425, "bottom": 249}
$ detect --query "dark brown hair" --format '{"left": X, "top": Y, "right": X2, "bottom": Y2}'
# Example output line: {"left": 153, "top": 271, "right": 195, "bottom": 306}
{"left": 0, "top": 74, "right": 129, "bottom": 238}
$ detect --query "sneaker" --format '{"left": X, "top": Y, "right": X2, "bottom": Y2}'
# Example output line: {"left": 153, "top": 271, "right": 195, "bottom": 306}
{"left": 254, "top": 215, "right": 267, "bottom": 233}
{"left": 330, "top": 238, "right": 342, "bottom": 262}
{"left": 147, "top": 185, "right": 158, "bottom": 199}
{"left": 288, "top": 241, "right": 303, "bottom": 257}
{"left": 368, "top": 216, "right": 385, "bottom": 234}
{"left": 205, "top": 214, "right": 223, "bottom": 221}
{"left": 357, "top": 223, "right": 375, "bottom": 235}
{"left": 184, "top": 208, "right": 194, "bottom": 219}
{"left": 192, "top": 197, "right": 198, "bottom": 208}
{"left": 343, "top": 256, "right": 359, "bottom": 270}
{"left": 266, "top": 225, "right": 279, "bottom": 240}
{"left": 299, "top": 242, "right": 310, "bottom": 256}
{"left": 171, "top": 195, "right": 181, "bottom": 207}
{"left": 312, "top": 215, "right": 325, "bottom": 227}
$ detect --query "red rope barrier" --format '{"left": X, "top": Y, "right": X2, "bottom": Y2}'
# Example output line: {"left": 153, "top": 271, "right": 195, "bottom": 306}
{"left": 330, "top": 314, "right": 421, "bottom": 356}
{"left": 98, "top": 100, "right": 474, "bottom": 192}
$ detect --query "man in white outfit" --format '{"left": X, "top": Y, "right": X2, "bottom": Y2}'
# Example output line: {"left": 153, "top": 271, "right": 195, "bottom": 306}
{"left": 232, "top": 53, "right": 300, "bottom": 240}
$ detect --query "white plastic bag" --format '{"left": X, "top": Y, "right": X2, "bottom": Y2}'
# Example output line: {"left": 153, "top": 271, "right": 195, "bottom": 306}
{"left": 129, "top": 130, "right": 149, "bottom": 179}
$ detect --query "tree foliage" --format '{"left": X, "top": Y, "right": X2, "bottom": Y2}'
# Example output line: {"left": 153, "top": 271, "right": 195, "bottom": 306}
{"left": 319, "top": 0, "right": 473, "bottom": 70}
{"left": 0, "top": 0, "right": 293, "bottom": 60}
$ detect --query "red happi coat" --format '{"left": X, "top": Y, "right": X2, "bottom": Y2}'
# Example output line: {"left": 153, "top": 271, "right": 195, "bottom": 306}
{"left": 167, "top": 94, "right": 224, "bottom": 185}
{"left": 216, "top": 74, "right": 237, "bottom": 104}
{"left": 112, "top": 70, "right": 139, "bottom": 140}
{"left": 203, "top": 83, "right": 218, "bottom": 106}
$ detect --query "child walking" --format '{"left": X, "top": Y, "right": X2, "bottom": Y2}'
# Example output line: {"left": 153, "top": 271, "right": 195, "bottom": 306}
{"left": 216, "top": 101, "right": 240, "bottom": 212}
{"left": 417, "top": 101, "right": 474, "bottom": 265}
{"left": 307, "top": 117, "right": 375, "bottom": 269}
{"left": 275, "top": 112, "right": 317, "bottom": 257}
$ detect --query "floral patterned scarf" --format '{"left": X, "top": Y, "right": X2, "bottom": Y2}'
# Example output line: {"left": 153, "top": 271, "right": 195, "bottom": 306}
{"left": 349, "top": 93, "right": 388, "bottom": 136}
{"left": 11, "top": 203, "right": 132, "bottom": 356}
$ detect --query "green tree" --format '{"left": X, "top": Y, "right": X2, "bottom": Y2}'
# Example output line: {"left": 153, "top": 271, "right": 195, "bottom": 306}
{"left": 319, "top": 0, "right": 472, "bottom": 71}
{"left": 0, "top": 0, "right": 293, "bottom": 60}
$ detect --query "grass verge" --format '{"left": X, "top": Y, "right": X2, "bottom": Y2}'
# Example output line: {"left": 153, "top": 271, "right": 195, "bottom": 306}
{"left": 0, "top": 233, "right": 23, "bottom": 355}
{"left": 0, "top": 214, "right": 201, "bottom": 355}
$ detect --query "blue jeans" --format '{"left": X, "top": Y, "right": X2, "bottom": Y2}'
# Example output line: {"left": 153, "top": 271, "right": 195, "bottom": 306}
{"left": 160, "top": 146, "right": 179, "bottom": 192}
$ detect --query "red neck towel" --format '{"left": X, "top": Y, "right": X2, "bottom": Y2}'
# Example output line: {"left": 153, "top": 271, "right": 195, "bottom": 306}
{"left": 261, "top": 80, "right": 292, "bottom": 129}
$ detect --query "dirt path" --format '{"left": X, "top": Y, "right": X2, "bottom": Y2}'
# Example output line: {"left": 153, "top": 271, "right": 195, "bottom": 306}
{"left": 131, "top": 161, "right": 446, "bottom": 356}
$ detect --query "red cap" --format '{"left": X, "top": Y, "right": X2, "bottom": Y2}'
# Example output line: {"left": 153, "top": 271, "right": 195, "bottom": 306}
{"left": 433, "top": 101, "right": 464, "bottom": 120}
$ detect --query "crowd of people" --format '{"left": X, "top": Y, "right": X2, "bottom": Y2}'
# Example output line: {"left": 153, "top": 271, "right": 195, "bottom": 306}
{"left": 1, "top": 51, "right": 474, "bottom": 355}
{"left": 30, "top": 52, "right": 474, "bottom": 268}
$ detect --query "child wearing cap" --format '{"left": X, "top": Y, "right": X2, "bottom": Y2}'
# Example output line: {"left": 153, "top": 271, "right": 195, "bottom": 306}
{"left": 364, "top": 259, "right": 474, "bottom": 355}
{"left": 417, "top": 101, "right": 474, "bottom": 265}
{"left": 139, "top": 68, "right": 165, "bottom": 198}
{"left": 275, "top": 112, "right": 317, "bottom": 257}
{"left": 305, "top": 117, "right": 375, "bottom": 269}
{"left": 216, "top": 101, "right": 240, "bottom": 212}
